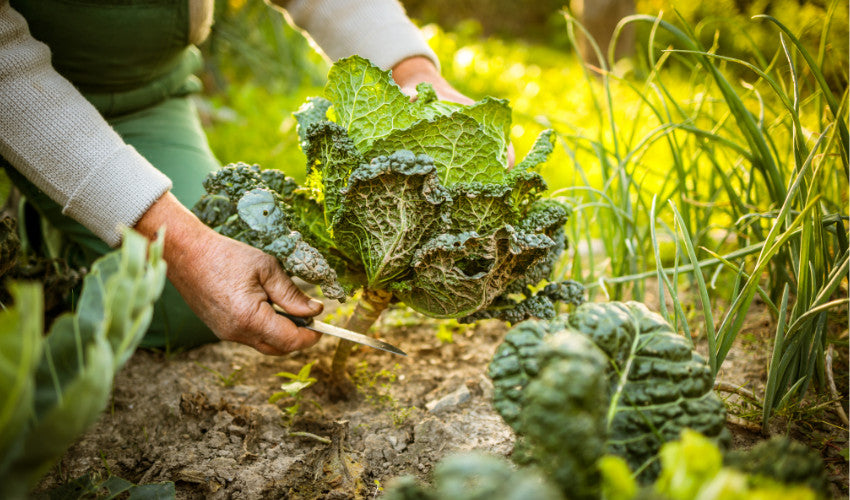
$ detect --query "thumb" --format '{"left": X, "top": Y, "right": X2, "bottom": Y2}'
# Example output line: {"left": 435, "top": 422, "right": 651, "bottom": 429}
{"left": 262, "top": 262, "right": 324, "bottom": 318}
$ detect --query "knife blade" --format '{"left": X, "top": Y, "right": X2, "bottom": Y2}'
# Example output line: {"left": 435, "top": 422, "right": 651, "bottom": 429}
{"left": 271, "top": 303, "right": 407, "bottom": 356}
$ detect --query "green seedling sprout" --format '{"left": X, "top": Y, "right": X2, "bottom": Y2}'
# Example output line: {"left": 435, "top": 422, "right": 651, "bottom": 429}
{"left": 270, "top": 362, "right": 318, "bottom": 423}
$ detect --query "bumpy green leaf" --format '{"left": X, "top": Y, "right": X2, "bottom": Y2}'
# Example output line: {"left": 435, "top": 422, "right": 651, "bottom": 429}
{"left": 294, "top": 96, "right": 332, "bottom": 150}
{"left": 192, "top": 193, "right": 235, "bottom": 228}
{"left": 369, "top": 113, "right": 507, "bottom": 186}
{"left": 193, "top": 164, "right": 346, "bottom": 301}
{"left": 520, "top": 331, "right": 608, "bottom": 500}
{"left": 395, "top": 228, "right": 555, "bottom": 318}
{"left": 487, "top": 317, "right": 570, "bottom": 425}
{"left": 384, "top": 452, "right": 562, "bottom": 500}
{"left": 332, "top": 150, "right": 450, "bottom": 289}
{"left": 325, "top": 56, "right": 420, "bottom": 150}
{"left": 202, "top": 162, "right": 264, "bottom": 199}
{"left": 724, "top": 436, "right": 829, "bottom": 496}
{"left": 489, "top": 302, "right": 729, "bottom": 484}
{"left": 510, "top": 199, "right": 571, "bottom": 289}
{"left": 303, "top": 121, "right": 366, "bottom": 224}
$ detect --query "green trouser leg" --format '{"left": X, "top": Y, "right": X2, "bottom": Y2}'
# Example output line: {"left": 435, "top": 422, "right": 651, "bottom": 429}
{"left": 4, "top": 96, "right": 220, "bottom": 351}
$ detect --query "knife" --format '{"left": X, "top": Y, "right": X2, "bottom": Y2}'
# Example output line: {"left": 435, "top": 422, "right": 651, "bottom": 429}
{"left": 271, "top": 303, "right": 407, "bottom": 356}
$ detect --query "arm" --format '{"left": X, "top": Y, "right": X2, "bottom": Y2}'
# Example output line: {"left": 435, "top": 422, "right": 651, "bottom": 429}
{"left": 268, "top": 0, "right": 467, "bottom": 101}
{"left": 0, "top": 1, "right": 170, "bottom": 248}
{"left": 0, "top": 2, "right": 321, "bottom": 355}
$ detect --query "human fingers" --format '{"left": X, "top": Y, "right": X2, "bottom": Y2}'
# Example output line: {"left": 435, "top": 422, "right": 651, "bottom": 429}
{"left": 258, "top": 254, "right": 324, "bottom": 318}
{"left": 249, "top": 300, "right": 323, "bottom": 355}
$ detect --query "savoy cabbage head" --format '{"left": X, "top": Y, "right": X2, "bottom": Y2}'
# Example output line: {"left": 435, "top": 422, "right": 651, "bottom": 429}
{"left": 194, "top": 56, "right": 580, "bottom": 321}
{"left": 489, "top": 301, "right": 729, "bottom": 490}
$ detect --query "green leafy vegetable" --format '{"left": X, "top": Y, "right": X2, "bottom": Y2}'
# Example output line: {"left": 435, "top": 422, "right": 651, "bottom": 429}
{"left": 0, "top": 229, "right": 167, "bottom": 497}
{"left": 489, "top": 301, "right": 729, "bottom": 486}
{"left": 195, "top": 55, "right": 580, "bottom": 322}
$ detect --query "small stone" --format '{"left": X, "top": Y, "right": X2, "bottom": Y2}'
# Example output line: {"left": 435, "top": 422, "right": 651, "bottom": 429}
{"left": 425, "top": 384, "right": 471, "bottom": 414}
{"left": 478, "top": 374, "right": 495, "bottom": 400}
{"left": 227, "top": 424, "right": 247, "bottom": 435}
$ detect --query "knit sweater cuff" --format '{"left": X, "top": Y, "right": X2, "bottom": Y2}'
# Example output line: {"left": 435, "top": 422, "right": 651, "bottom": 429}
{"left": 279, "top": 0, "right": 439, "bottom": 70}
{"left": 64, "top": 145, "right": 172, "bottom": 247}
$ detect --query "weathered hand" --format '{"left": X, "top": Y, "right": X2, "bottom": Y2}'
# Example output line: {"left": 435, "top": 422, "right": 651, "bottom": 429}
{"left": 391, "top": 56, "right": 515, "bottom": 167}
{"left": 135, "top": 193, "right": 323, "bottom": 355}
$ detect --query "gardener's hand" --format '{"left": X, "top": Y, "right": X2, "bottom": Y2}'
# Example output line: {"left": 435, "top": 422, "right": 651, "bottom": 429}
{"left": 135, "top": 192, "right": 323, "bottom": 355}
{"left": 392, "top": 56, "right": 515, "bottom": 167}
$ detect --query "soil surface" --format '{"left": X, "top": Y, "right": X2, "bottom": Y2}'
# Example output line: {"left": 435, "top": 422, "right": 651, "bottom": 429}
{"left": 36, "top": 292, "right": 849, "bottom": 499}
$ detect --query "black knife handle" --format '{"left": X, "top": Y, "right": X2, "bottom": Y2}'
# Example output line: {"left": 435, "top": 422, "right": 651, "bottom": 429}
{"left": 270, "top": 304, "right": 315, "bottom": 327}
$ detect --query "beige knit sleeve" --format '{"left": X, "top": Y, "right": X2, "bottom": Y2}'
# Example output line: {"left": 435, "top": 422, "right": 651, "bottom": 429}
{"left": 268, "top": 0, "right": 439, "bottom": 70}
{"left": 0, "top": 2, "right": 172, "bottom": 247}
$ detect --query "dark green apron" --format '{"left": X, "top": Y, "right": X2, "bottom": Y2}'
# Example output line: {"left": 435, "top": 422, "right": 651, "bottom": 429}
{"left": 4, "top": 0, "right": 220, "bottom": 350}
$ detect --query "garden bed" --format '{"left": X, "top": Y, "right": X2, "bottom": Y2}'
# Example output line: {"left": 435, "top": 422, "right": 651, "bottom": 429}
{"left": 36, "top": 292, "right": 849, "bottom": 499}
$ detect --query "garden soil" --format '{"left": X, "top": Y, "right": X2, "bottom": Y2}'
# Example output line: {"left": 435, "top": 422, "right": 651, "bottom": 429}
{"left": 36, "top": 292, "right": 848, "bottom": 499}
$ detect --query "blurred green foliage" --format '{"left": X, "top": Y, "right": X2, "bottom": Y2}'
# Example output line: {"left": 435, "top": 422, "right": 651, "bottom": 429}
{"left": 203, "top": 0, "right": 328, "bottom": 93}
{"left": 401, "top": 0, "right": 572, "bottom": 47}
{"left": 636, "top": 0, "right": 848, "bottom": 91}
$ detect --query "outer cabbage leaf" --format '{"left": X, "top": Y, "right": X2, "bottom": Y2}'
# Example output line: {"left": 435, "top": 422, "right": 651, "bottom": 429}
{"left": 446, "top": 183, "right": 513, "bottom": 234}
{"left": 394, "top": 228, "right": 555, "bottom": 318}
{"left": 294, "top": 96, "right": 332, "bottom": 150}
{"left": 331, "top": 150, "right": 451, "bottom": 289}
{"left": 462, "top": 199, "right": 579, "bottom": 323}
{"left": 509, "top": 199, "right": 571, "bottom": 290}
{"left": 461, "top": 97, "right": 512, "bottom": 156}
{"left": 512, "top": 129, "right": 556, "bottom": 173}
{"left": 325, "top": 56, "right": 422, "bottom": 150}
{"left": 303, "top": 122, "right": 366, "bottom": 223}
{"left": 192, "top": 164, "right": 346, "bottom": 301}
{"left": 465, "top": 281, "right": 585, "bottom": 324}
{"left": 369, "top": 113, "right": 507, "bottom": 186}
